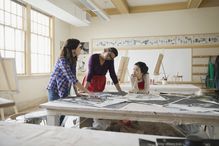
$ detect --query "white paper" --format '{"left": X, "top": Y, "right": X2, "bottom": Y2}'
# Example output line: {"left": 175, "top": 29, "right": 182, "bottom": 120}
{"left": 124, "top": 93, "right": 166, "bottom": 101}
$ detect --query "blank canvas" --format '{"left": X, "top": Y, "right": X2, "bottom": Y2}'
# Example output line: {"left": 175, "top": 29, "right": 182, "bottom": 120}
{"left": 0, "top": 56, "right": 18, "bottom": 92}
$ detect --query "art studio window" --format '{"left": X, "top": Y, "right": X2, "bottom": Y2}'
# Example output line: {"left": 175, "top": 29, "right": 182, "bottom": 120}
{"left": 30, "top": 9, "right": 52, "bottom": 74}
{"left": 0, "top": 0, "right": 53, "bottom": 75}
{"left": 0, "top": 0, "right": 25, "bottom": 74}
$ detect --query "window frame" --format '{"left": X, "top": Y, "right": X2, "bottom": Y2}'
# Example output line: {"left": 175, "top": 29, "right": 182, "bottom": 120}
{"left": 0, "top": 0, "right": 54, "bottom": 77}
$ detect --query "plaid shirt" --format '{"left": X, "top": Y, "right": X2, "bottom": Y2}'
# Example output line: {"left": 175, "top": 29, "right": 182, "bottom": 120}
{"left": 47, "top": 58, "right": 78, "bottom": 97}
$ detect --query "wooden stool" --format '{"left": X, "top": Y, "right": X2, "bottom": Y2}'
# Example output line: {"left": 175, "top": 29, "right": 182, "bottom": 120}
{"left": 0, "top": 97, "right": 18, "bottom": 120}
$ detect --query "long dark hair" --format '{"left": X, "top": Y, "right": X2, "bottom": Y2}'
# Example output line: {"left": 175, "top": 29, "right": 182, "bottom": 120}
{"left": 60, "top": 39, "right": 80, "bottom": 65}
{"left": 135, "top": 62, "right": 149, "bottom": 75}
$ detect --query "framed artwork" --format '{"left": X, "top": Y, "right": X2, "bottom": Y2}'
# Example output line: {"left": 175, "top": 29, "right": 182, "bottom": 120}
{"left": 92, "top": 33, "right": 219, "bottom": 49}
{"left": 80, "top": 42, "right": 89, "bottom": 54}
{"left": 77, "top": 54, "right": 89, "bottom": 73}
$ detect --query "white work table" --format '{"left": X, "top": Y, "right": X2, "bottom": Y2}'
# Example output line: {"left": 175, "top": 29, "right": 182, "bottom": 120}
{"left": 0, "top": 121, "right": 180, "bottom": 146}
{"left": 105, "top": 84, "right": 201, "bottom": 95}
{"left": 150, "top": 84, "right": 201, "bottom": 94}
{"left": 40, "top": 95, "right": 219, "bottom": 126}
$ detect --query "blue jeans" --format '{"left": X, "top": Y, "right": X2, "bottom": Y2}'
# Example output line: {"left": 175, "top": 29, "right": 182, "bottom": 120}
{"left": 47, "top": 89, "right": 66, "bottom": 125}
{"left": 48, "top": 89, "right": 60, "bottom": 101}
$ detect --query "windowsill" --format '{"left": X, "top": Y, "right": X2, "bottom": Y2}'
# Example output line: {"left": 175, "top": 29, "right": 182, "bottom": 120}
{"left": 18, "top": 74, "right": 50, "bottom": 79}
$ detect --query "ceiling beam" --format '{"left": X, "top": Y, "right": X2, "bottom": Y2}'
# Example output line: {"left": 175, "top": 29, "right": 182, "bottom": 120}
{"left": 130, "top": 2, "right": 187, "bottom": 14}
{"left": 88, "top": 2, "right": 188, "bottom": 16}
{"left": 199, "top": 0, "right": 219, "bottom": 7}
{"left": 111, "top": 0, "right": 129, "bottom": 14}
{"left": 187, "top": 0, "right": 204, "bottom": 8}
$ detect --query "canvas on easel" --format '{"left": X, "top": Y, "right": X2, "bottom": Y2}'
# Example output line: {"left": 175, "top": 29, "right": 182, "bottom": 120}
{"left": 153, "top": 53, "right": 164, "bottom": 76}
{"left": 0, "top": 54, "right": 19, "bottom": 92}
{"left": 117, "top": 57, "right": 129, "bottom": 83}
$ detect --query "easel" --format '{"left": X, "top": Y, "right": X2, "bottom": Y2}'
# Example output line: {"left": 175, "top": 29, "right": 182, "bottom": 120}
{"left": 0, "top": 54, "right": 18, "bottom": 120}
{"left": 117, "top": 57, "right": 129, "bottom": 83}
{"left": 153, "top": 53, "right": 167, "bottom": 83}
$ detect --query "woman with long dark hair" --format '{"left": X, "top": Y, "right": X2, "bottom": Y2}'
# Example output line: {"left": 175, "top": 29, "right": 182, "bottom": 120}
{"left": 47, "top": 38, "right": 92, "bottom": 101}
{"left": 83, "top": 47, "right": 126, "bottom": 95}
{"left": 129, "top": 61, "right": 150, "bottom": 94}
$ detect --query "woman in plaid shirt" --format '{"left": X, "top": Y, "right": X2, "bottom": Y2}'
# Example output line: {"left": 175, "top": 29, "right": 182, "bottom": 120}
{"left": 47, "top": 39, "right": 92, "bottom": 101}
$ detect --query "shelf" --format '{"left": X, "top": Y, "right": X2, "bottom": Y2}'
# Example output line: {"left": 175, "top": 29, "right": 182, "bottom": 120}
{"left": 192, "top": 55, "right": 218, "bottom": 58}
{"left": 192, "top": 73, "right": 207, "bottom": 75}
{"left": 192, "top": 64, "right": 208, "bottom": 67}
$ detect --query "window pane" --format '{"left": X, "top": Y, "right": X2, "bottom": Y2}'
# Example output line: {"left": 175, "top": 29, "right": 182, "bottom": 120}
{"left": 11, "top": 1, "right": 16, "bottom": 14}
{"left": 45, "top": 27, "right": 49, "bottom": 36}
{"left": 38, "top": 54, "right": 44, "bottom": 72}
{"left": 45, "top": 55, "right": 50, "bottom": 72}
{"left": 31, "top": 21, "right": 37, "bottom": 33}
{"left": 31, "top": 34, "right": 37, "bottom": 53}
{"left": 0, "top": 49, "right": 4, "bottom": 56}
{"left": 45, "top": 17, "right": 49, "bottom": 26}
{"left": 0, "top": 25, "right": 3, "bottom": 49}
{"left": 17, "top": 4, "right": 22, "bottom": 16}
{"left": 45, "top": 38, "right": 50, "bottom": 55}
{"left": 0, "top": 10, "right": 3, "bottom": 24}
{"left": 37, "top": 24, "right": 42, "bottom": 35}
{"left": 15, "top": 29, "right": 23, "bottom": 51}
{"left": 0, "top": 0, "right": 3, "bottom": 9}
{"left": 5, "top": 11, "right": 11, "bottom": 25}
{"left": 11, "top": 14, "right": 16, "bottom": 27}
{"left": 31, "top": 53, "right": 38, "bottom": 73}
{"left": 5, "top": 26, "right": 14, "bottom": 50}
{"left": 4, "top": 0, "right": 10, "bottom": 12}
{"left": 38, "top": 35, "right": 43, "bottom": 53}
{"left": 17, "top": 16, "right": 22, "bottom": 29}
{"left": 38, "top": 12, "right": 43, "bottom": 25}
{"left": 5, "top": 50, "right": 15, "bottom": 57}
{"left": 15, "top": 51, "right": 24, "bottom": 74}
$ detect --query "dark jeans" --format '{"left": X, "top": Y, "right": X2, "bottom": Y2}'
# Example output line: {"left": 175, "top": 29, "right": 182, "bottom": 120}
{"left": 47, "top": 89, "right": 67, "bottom": 125}
{"left": 48, "top": 89, "right": 60, "bottom": 101}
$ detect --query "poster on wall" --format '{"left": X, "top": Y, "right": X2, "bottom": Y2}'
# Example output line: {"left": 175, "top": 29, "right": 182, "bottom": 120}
{"left": 77, "top": 42, "right": 89, "bottom": 74}
{"left": 77, "top": 55, "right": 89, "bottom": 73}
{"left": 80, "top": 42, "right": 89, "bottom": 54}
{"left": 92, "top": 33, "right": 219, "bottom": 49}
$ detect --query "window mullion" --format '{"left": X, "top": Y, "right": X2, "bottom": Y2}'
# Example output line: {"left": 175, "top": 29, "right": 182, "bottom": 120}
{"left": 25, "top": 4, "right": 31, "bottom": 75}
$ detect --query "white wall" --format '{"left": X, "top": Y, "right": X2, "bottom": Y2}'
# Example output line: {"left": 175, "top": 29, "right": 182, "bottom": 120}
{"left": 71, "top": 7, "right": 219, "bottom": 82}
{"left": 54, "top": 18, "right": 73, "bottom": 60}
{"left": 3, "top": 18, "right": 73, "bottom": 113}
{"left": 71, "top": 7, "right": 219, "bottom": 40}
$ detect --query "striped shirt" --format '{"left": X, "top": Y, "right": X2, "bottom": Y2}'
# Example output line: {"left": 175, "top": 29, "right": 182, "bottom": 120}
{"left": 47, "top": 57, "right": 78, "bottom": 97}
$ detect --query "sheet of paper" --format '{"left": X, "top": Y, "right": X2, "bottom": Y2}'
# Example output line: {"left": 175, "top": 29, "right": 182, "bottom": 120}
{"left": 124, "top": 93, "right": 166, "bottom": 101}
{"left": 61, "top": 97, "right": 128, "bottom": 108}
{"left": 167, "top": 103, "right": 219, "bottom": 113}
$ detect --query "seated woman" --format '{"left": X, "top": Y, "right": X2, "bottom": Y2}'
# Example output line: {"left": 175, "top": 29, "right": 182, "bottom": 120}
{"left": 129, "top": 61, "right": 150, "bottom": 94}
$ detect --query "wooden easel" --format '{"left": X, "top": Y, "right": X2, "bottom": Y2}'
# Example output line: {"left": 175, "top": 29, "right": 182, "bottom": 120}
{"left": 0, "top": 54, "right": 18, "bottom": 120}
{"left": 117, "top": 57, "right": 129, "bottom": 83}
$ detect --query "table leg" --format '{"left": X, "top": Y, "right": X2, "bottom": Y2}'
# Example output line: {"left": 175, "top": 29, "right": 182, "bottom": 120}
{"left": 0, "top": 108, "right": 4, "bottom": 120}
